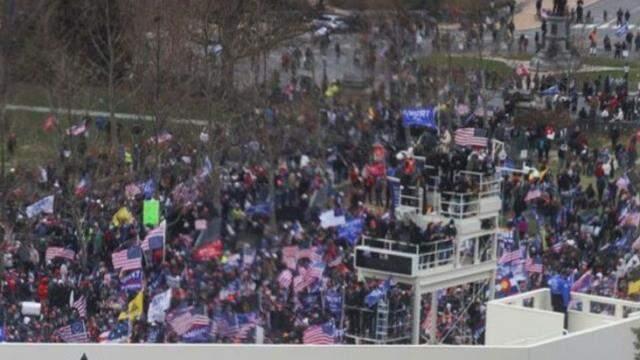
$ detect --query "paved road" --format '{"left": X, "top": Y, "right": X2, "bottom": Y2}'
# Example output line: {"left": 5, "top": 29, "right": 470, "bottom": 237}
{"left": 517, "top": 0, "right": 640, "bottom": 53}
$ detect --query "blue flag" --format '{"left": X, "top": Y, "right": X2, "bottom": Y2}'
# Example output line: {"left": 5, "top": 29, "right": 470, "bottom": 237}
{"left": 181, "top": 325, "right": 210, "bottom": 343}
{"left": 338, "top": 218, "right": 364, "bottom": 246}
{"left": 146, "top": 325, "right": 163, "bottom": 343}
{"left": 541, "top": 85, "right": 559, "bottom": 96}
{"left": 142, "top": 179, "right": 156, "bottom": 200}
{"left": 0, "top": 325, "right": 4, "bottom": 342}
{"left": 365, "top": 278, "right": 391, "bottom": 307}
{"left": 402, "top": 107, "right": 437, "bottom": 128}
{"left": 120, "top": 270, "right": 143, "bottom": 293}
{"left": 325, "top": 289, "right": 342, "bottom": 315}
{"left": 245, "top": 201, "right": 272, "bottom": 216}
{"left": 616, "top": 23, "right": 629, "bottom": 37}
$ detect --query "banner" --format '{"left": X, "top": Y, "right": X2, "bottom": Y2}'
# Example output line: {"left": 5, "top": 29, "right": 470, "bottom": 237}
{"left": 324, "top": 289, "right": 342, "bottom": 315}
{"left": 26, "top": 195, "right": 54, "bottom": 218}
{"left": 143, "top": 199, "right": 160, "bottom": 226}
{"left": 338, "top": 218, "right": 364, "bottom": 246}
{"left": 319, "top": 210, "right": 346, "bottom": 229}
{"left": 120, "top": 270, "right": 143, "bottom": 293}
{"left": 401, "top": 107, "right": 437, "bottom": 128}
{"left": 148, "top": 289, "right": 172, "bottom": 324}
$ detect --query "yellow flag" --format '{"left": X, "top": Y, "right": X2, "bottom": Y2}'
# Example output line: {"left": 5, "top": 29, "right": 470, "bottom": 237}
{"left": 628, "top": 279, "right": 640, "bottom": 295}
{"left": 119, "top": 291, "right": 144, "bottom": 321}
{"left": 112, "top": 207, "right": 134, "bottom": 227}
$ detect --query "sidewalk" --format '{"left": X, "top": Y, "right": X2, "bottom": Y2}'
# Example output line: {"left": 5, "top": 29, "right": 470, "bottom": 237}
{"left": 514, "top": 0, "right": 601, "bottom": 30}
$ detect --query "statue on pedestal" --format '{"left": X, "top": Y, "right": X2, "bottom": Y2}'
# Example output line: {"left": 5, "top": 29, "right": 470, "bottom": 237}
{"left": 552, "top": 0, "right": 567, "bottom": 16}
{"left": 530, "top": 0, "right": 581, "bottom": 71}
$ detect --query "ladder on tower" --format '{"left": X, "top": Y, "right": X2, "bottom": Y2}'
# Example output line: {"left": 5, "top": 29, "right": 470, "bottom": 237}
{"left": 375, "top": 299, "right": 389, "bottom": 341}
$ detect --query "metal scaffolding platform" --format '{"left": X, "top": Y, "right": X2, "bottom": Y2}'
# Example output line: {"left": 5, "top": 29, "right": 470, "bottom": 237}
{"left": 349, "top": 169, "right": 502, "bottom": 344}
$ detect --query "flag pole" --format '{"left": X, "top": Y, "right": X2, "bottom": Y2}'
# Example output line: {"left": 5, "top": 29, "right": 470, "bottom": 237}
{"left": 162, "top": 220, "right": 166, "bottom": 264}
{"left": 339, "top": 284, "right": 346, "bottom": 335}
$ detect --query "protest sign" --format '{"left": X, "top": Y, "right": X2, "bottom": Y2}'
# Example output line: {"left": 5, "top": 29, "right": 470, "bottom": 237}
{"left": 143, "top": 199, "right": 160, "bottom": 226}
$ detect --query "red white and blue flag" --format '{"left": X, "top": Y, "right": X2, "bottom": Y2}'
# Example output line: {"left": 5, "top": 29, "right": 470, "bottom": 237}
{"left": 525, "top": 257, "right": 543, "bottom": 274}
{"left": 499, "top": 248, "right": 521, "bottom": 265}
{"left": 454, "top": 128, "right": 488, "bottom": 147}
{"left": 66, "top": 120, "right": 87, "bottom": 137}
{"left": 278, "top": 269, "right": 293, "bottom": 289}
{"left": 141, "top": 221, "right": 166, "bottom": 252}
{"left": 111, "top": 246, "right": 143, "bottom": 271}
{"left": 303, "top": 322, "right": 336, "bottom": 344}
{"left": 45, "top": 247, "right": 76, "bottom": 262}
{"left": 55, "top": 321, "right": 88, "bottom": 343}
{"left": 70, "top": 293, "right": 87, "bottom": 318}
{"left": 167, "top": 307, "right": 210, "bottom": 336}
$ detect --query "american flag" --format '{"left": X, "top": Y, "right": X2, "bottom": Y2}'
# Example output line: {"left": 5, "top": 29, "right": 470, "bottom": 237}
{"left": 525, "top": 257, "right": 543, "bottom": 273}
{"left": 148, "top": 131, "right": 173, "bottom": 145}
{"left": 620, "top": 212, "right": 640, "bottom": 227}
{"left": 282, "top": 246, "right": 299, "bottom": 269}
{"left": 421, "top": 307, "right": 434, "bottom": 334}
{"left": 328, "top": 254, "right": 343, "bottom": 267}
{"left": 278, "top": 269, "right": 293, "bottom": 289}
{"left": 524, "top": 189, "right": 542, "bottom": 202}
{"left": 65, "top": 121, "right": 87, "bottom": 136}
{"left": 303, "top": 322, "right": 336, "bottom": 344}
{"left": 499, "top": 248, "right": 521, "bottom": 264}
{"left": 168, "top": 307, "right": 210, "bottom": 336}
{"left": 552, "top": 241, "right": 564, "bottom": 253}
{"left": 55, "top": 321, "right": 88, "bottom": 343}
{"left": 233, "top": 313, "right": 257, "bottom": 342}
{"left": 72, "top": 295, "right": 87, "bottom": 318}
{"left": 571, "top": 271, "right": 593, "bottom": 293}
{"left": 297, "top": 247, "right": 314, "bottom": 260}
{"left": 211, "top": 312, "right": 256, "bottom": 341}
{"left": 111, "top": 246, "right": 143, "bottom": 271}
{"left": 293, "top": 275, "right": 306, "bottom": 293}
{"left": 141, "top": 222, "right": 165, "bottom": 252}
{"left": 306, "top": 262, "right": 326, "bottom": 280}
{"left": 45, "top": 247, "right": 76, "bottom": 262}
{"left": 74, "top": 177, "right": 89, "bottom": 197}
{"left": 454, "top": 128, "right": 487, "bottom": 147}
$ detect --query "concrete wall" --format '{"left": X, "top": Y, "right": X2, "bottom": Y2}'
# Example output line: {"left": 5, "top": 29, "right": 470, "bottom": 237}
{"left": 0, "top": 344, "right": 526, "bottom": 360}
{"left": 486, "top": 302, "right": 565, "bottom": 345}
{"left": 530, "top": 316, "right": 640, "bottom": 360}
{"left": 1, "top": 315, "right": 639, "bottom": 360}
{"left": 567, "top": 310, "right": 616, "bottom": 333}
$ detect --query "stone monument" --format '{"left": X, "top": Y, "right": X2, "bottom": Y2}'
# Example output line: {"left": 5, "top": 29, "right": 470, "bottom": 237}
{"left": 530, "top": 0, "right": 582, "bottom": 71}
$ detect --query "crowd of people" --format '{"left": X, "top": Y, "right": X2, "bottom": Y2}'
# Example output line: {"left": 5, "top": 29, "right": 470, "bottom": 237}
{"left": 3, "top": 0, "right": 640, "bottom": 347}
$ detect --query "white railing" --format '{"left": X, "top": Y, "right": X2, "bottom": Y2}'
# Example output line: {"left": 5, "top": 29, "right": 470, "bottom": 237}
{"left": 569, "top": 292, "right": 640, "bottom": 319}
{"left": 399, "top": 186, "right": 424, "bottom": 212}
{"left": 358, "top": 233, "right": 497, "bottom": 276}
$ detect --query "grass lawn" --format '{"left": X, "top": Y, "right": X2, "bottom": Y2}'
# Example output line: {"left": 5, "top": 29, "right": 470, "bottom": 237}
{"left": 3, "top": 107, "right": 208, "bottom": 171}
{"left": 501, "top": 52, "right": 533, "bottom": 61}
{"left": 581, "top": 57, "right": 640, "bottom": 68}
{"left": 420, "top": 53, "right": 514, "bottom": 79}
{"left": 575, "top": 70, "right": 640, "bottom": 85}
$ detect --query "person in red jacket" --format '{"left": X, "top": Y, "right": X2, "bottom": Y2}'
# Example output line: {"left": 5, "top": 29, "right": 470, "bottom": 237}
{"left": 37, "top": 276, "right": 49, "bottom": 303}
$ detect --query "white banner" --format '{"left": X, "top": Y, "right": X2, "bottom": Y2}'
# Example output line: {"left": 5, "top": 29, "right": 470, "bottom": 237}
{"left": 26, "top": 195, "right": 54, "bottom": 218}
{"left": 147, "top": 289, "right": 172, "bottom": 324}
{"left": 319, "top": 210, "right": 346, "bottom": 229}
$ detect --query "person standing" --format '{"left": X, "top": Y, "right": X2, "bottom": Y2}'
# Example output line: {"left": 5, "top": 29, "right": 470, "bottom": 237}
{"left": 576, "top": 0, "right": 584, "bottom": 24}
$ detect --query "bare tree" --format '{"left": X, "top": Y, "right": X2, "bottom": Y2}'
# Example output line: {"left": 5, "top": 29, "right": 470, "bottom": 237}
{"left": 83, "top": 0, "right": 134, "bottom": 148}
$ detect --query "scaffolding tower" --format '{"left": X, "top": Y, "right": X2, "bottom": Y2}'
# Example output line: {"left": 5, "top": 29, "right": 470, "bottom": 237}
{"left": 348, "top": 168, "right": 502, "bottom": 344}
